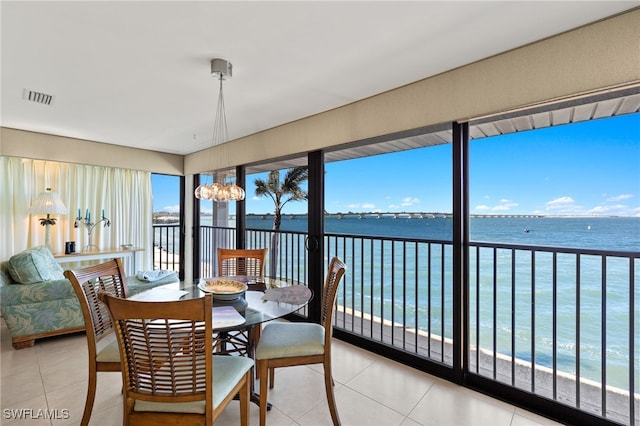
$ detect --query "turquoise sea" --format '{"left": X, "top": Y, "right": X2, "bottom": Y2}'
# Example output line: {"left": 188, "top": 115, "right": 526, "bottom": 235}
{"left": 240, "top": 215, "right": 639, "bottom": 389}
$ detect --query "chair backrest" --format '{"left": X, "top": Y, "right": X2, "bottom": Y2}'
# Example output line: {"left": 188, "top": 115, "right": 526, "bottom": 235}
{"left": 321, "top": 257, "right": 347, "bottom": 334}
{"left": 217, "top": 248, "right": 267, "bottom": 277}
{"left": 65, "top": 258, "right": 129, "bottom": 347}
{"left": 99, "top": 293, "right": 214, "bottom": 416}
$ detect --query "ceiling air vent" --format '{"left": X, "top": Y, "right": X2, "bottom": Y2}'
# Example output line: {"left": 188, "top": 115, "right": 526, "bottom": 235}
{"left": 23, "top": 89, "right": 55, "bottom": 105}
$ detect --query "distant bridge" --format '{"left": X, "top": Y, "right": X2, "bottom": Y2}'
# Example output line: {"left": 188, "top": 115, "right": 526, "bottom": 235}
{"left": 240, "top": 213, "right": 545, "bottom": 220}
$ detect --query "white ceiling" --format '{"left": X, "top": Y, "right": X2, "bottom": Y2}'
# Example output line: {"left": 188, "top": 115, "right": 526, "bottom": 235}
{"left": 1, "top": 1, "right": 636, "bottom": 156}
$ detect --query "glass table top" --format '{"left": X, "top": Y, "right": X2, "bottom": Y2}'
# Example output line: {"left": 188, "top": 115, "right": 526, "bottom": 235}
{"left": 132, "top": 276, "right": 312, "bottom": 330}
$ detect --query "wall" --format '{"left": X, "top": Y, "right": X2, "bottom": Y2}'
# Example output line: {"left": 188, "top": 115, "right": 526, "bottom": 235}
{"left": 0, "top": 128, "right": 183, "bottom": 175}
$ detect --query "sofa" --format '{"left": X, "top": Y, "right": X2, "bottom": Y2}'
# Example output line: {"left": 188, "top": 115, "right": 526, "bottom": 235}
{"left": 1, "top": 246, "right": 179, "bottom": 349}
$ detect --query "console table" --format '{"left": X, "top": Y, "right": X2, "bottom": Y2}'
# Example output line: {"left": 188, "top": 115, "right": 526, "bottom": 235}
{"left": 53, "top": 248, "right": 143, "bottom": 276}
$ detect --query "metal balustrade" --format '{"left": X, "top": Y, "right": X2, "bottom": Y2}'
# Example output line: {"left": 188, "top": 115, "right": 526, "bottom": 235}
{"left": 152, "top": 224, "right": 180, "bottom": 272}
{"left": 152, "top": 223, "right": 639, "bottom": 425}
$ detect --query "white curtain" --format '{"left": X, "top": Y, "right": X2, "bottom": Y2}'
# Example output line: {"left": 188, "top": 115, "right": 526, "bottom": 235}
{"left": 0, "top": 156, "right": 153, "bottom": 270}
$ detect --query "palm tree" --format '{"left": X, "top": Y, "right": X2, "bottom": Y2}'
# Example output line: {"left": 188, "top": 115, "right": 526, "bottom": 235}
{"left": 254, "top": 166, "right": 308, "bottom": 275}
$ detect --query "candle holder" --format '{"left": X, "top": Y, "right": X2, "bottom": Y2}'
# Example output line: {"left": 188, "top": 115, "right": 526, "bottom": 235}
{"left": 74, "top": 214, "right": 111, "bottom": 253}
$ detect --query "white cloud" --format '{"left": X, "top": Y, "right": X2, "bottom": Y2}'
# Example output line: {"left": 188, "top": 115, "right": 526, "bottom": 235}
{"left": 400, "top": 197, "right": 419, "bottom": 206}
{"left": 546, "top": 196, "right": 575, "bottom": 206}
{"left": 544, "top": 196, "right": 590, "bottom": 215}
{"left": 347, "top": 203, "right": 377, "bottom": 210}
{"left": 498, "top": 200, "right": 519, "bottom": 209}
{"left": 473, "top": 199, "right": 518, "bottom": 212}
{"left": 162, "top": 204, "right": 180, "bottom": 213}
{"left": 589, "top": 205, "right": 611, "bottom": 213}
{"left": 606, "top": 193, "right": 634, "bottom": 202}
{"left": 588, "top": 204, "right": 635, "bottom": 216}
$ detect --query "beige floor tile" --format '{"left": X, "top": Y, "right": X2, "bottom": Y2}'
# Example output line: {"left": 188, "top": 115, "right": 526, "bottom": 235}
{"left": 46, "top": 373, "right": 121, "bottom": 426}
{"left": 46, "top": 381, "right": 86, "bottom": 426}
{"left": 345, "top": 356, "right": 435, "bottom": 416}
{"left": 0, "top": 317, "right": 569, "bottom": 426}
{"left": 260, "top": 365, "right": 333, "bottom": 421}
{"left": 1, "top": 366, "right": 46, "bottom": 408}
{"left": 86, "top": 401, "right": 123, "bottom": 426}
{"left": 298, "top": 384, "right": 406, "bottom": 426}
{"left": 35, "top": 339, "right": 86, "bottom": 372}
{"left": 408, "top": 381, "right": 515, "bottom": 426}
{"left": 215, "top": 399, "right": 297, "bottom": 426}
{"left": 400, "top": 416, "right": 423, "bottom": 426}
{"left": 0, "top": 394, "right": 51, "bottom": 426}
{"left": 311, "top": 340, "right": 377, "bottom": 385}
{"left": 1, "top": 345, "right": 38, "bottom": 379}
{"left": 39, "top": 355, "right": 88, "bottom": 394}
{"left": 513, "top": 407, "right": 564, "bottom": 425}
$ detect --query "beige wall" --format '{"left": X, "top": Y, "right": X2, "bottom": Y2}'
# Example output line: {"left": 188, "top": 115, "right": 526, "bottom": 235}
{"left": 2, "top": 9, "right": 638, "bottom": 176}
{"left": 0, "top": 128, "right": 183, "bottom": 175}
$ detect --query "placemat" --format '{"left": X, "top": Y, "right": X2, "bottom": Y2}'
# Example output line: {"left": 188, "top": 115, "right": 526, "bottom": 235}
{"left": 262, "top": 285, "right": 311, "bottom": 304}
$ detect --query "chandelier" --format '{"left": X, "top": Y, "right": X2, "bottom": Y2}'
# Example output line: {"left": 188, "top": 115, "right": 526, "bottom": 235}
{"left": 195, "top": 58, "right": 245, "bottom": 201}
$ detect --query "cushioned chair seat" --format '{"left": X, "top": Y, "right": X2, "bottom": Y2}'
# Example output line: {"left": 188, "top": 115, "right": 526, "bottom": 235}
{"left": 133, "top": 355, "right": 254, "bottom": 413}
{"left": 95, "top": 337, "right": 120, "bottom": 363}
{"left": 256, "top": 322, "right": 325, "bottom": 360}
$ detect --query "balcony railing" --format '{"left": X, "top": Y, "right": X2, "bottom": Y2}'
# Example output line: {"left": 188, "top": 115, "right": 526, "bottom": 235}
{"left": 153, "top": 223, "right": 639, "bottom": 425}
{"left": 153, "top": 224, "right": 180, "bottom": 272}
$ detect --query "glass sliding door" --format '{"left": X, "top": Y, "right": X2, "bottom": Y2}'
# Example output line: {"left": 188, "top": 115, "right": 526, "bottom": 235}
{"left": 151, "top": 173, "right": 184, "bottom": 277}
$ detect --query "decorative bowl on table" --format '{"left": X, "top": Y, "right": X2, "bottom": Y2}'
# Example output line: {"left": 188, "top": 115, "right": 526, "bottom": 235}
{"left": 198, "top": 278, "right": 248, "bottom": 301}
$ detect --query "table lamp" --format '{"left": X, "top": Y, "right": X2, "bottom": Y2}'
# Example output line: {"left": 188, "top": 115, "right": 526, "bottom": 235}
{"left": 28, "top": 188, "right": 68, "bottom": 248}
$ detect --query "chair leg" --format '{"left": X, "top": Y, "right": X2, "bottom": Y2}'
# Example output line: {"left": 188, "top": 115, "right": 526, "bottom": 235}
{"left": 81, "top": 370, "right": 97, "bottom": 426}
{"left": 324, "top": 362, "right": 341, "bottom": 426}
{"left": 259, "top": 360, "right": 269, "bottom": 426}
{"left": 249, "top": 326, "right": 261, "bottom": 378}
{"left": 269, "top": 367, "right": 275, "bottom": 389}
{"left": 239, "top": 371, "right": 251, "bottom": 426}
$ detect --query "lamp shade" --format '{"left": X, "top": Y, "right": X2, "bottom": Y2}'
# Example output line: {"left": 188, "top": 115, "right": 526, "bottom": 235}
{"left": 28, "top": 188, "right": 68, "bottom": 215}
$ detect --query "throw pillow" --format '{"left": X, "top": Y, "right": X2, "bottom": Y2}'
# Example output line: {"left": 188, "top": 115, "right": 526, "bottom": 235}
{"left": 7, "top": 246, "right": 65, "bottom": 284}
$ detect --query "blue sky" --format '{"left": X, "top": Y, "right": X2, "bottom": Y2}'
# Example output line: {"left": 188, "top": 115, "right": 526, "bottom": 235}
{"left": 153, "top": 113, "right": 640, "bottom": 217}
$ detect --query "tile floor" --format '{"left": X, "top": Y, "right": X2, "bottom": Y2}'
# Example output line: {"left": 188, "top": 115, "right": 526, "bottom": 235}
{"left": 1, "top": 319, "right": 564, "bottom": 426}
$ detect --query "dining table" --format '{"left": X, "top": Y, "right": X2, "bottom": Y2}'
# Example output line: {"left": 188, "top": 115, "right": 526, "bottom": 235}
{"left": 129, "top": 275, "right": 313, "bottom": 407}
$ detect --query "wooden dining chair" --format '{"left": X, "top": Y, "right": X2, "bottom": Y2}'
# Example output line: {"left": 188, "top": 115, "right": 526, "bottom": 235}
{"left": 99, "top": 292, "right": 254, "bottom": 426}
{"left": 217, "top": 247, "right": 267, "bottom": 277}
{"left": 64, "top": 258, "right": 129, "bottom": 426}
{"left": 217, "top": 247, "right": 268, "bottom": 358}
{"left": 255, "top": 256, "right": 346, "bottom": 426}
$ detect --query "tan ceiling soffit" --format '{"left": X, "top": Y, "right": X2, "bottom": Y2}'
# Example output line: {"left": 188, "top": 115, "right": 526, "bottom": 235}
{"left": 184, "top": 9, "right": 640, "bottom": 176}
{"left": 0, "top": 128, "right": 184, "bottom": 175}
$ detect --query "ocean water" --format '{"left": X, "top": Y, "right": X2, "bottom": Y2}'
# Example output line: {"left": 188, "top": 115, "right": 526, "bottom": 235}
{"left": 246, "top": 215, "right": 640, "bottom": 252}
{"left": 243, "top": 215, "right": 639, "bottom": 389}
{"left": 164, "top": 215, "right": 638, "bottom": 388}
